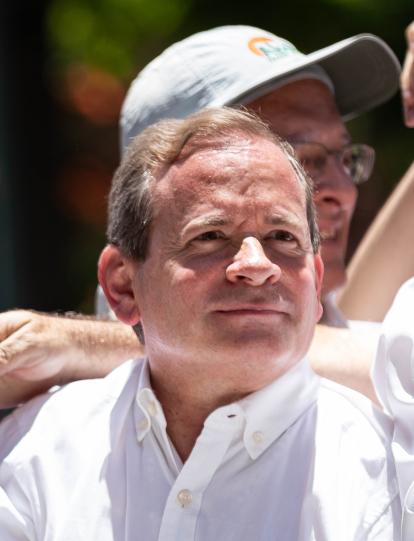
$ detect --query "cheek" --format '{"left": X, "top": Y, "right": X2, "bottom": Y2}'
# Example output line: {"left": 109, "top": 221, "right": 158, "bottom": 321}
{"left": 287, "top": 266, "right": 321, "bottom": 310}
{"left": 169, "top": 266, "right": 202, "bottom": 295}
{"left": 172, "top": 250, "right": 232, "bottom": 294}
{"left": 156, "top": 262, "right": 213, "bottom": 311}
{"left": 182, "top": 246, "right": 234, "bottom": 271}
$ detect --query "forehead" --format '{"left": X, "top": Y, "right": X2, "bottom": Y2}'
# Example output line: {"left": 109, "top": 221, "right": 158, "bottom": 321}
{"left": 247, "top": 79, "right": 350, "bottom": 144}
{"left": 152, "top": 135, "right": 307, "bottom": 226}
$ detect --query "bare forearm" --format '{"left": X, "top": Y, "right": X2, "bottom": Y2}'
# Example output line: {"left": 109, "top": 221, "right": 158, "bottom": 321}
{"left": 0, "top": 311, "right": 143, "bottom": 408}
{"left": 58, "top": 316, "right": 143, "bottom": 381}
{"left": 0, "top": 312, "right": 381, "bottom": 409}
{"left": 309, "top": 324, "right": 380, "bottom": 405}
{"left": 0, "top": 375, "right": 61, "bottom": 408}
{"left": 339, "top": 162, "right": 414, "bottom": 321}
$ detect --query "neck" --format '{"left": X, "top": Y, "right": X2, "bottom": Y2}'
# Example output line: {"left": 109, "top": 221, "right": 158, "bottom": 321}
{"left": 147, "top": 344, "right": 298, "bottom": 461}
{"left": 149, "top": 361, "right": 252, "bottom": 462}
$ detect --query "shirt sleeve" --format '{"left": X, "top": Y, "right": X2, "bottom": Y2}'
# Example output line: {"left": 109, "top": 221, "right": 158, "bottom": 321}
{"left": 0, "top": 398, "right": 50, "bottom": 540}
{"left": 0, "top": 430, "right": 36, "bottom": 541}
{"left": 0, "top": 485, "right": 34, "bottom": 541}
{"left": 372, "top": 277, "right": 414, "bottom": 540}
{"left": 366, "top": 495, "right": 402, "bottom": 541}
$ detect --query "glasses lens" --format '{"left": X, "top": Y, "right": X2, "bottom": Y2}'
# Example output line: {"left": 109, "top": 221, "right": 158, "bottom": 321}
{"left": 293, "top": 142, "right": 375, "bottom": 185}
{"left": 341, "top": 144, "right": 375, "bottom": 185}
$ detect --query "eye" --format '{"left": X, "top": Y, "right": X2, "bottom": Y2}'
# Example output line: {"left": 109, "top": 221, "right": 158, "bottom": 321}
{"left": 266, "top": 230, "right": 297, "bottom": 243}
{"left": 265, "top": 230, "right": 306, "bottom": 255}
{"left": 193, "top": 231, "right": 226, "bottom": 242}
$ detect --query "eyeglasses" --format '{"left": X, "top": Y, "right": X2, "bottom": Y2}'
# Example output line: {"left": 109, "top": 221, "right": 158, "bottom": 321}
{"left": 290, "top": 142, "right": 375, "bottom": 185}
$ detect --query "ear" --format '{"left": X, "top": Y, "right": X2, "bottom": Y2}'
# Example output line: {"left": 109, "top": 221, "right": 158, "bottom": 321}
{"left": 98, "top": 245, "right": 141, "bottom": 326}
{"left": 313, "top": 253, "right": 324, "bottom": 322}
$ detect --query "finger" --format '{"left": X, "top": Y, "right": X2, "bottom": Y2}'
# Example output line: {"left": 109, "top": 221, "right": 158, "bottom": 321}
{"left": 406, "top": 21, "right": 414, "bottom": 50}
{"left": 401, "top": 53, "right": 414, "bottom": 127}
{"left": 402, "top": 22, "right": 414, "bottom": 127}
{"left": 0, "top": 327, "right": 34, "bottom": 376}
{"left": 0, "top": 311, "right": 31, "bottom": 342}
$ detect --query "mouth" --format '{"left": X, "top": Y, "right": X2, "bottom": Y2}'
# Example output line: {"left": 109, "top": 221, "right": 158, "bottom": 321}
{"left": 216, "top": 309, "right": 283, "bottom": 316}
{"left": 214, "top": 303, "right": 289, "bottom": 317}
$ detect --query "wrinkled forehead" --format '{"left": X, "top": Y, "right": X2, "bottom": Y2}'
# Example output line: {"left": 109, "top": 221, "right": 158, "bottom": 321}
{"left": 157, "top": 134, "right": 284, "bottom": 185}
{"left": 153, "top": 135, "right": 306, "bottom": 217}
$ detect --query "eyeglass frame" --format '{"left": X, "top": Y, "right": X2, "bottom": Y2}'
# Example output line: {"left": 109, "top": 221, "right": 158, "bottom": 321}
{"left": 288, "top": 141, "right": 376, "bottom": 185}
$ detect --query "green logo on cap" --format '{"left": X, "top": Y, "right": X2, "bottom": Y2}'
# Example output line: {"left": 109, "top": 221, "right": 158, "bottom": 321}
{"left": 248, "top": 37, "right": 297, "bottom": 62}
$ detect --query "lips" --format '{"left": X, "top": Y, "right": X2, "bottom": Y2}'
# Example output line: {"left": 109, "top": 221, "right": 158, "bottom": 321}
{"left": 217, "top": 308, "right": 284, "bottom": 315}
{"left": 209, "top": 287, "right": 294, "bottom": 316}
{"left": 212, "top": 299, "right": 292, "bottom": 317}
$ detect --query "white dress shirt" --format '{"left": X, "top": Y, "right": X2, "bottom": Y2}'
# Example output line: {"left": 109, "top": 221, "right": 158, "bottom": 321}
{"left": 0, "top": 358, "right": 400, "bottom": 541}
{"left": 372, "top": 277, "right": 414, "bottom": 540}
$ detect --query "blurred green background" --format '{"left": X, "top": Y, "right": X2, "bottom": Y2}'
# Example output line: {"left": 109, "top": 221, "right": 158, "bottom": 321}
{"left": 0, "top": 0, "right": 412, "bottom": 313}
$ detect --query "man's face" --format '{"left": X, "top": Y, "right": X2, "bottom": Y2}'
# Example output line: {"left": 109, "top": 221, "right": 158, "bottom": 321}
{"left": 248, "top": 79, "right": 357, "bottom": 297}
{"left": 128, "top": 134, "right": 323, "bottom": 390}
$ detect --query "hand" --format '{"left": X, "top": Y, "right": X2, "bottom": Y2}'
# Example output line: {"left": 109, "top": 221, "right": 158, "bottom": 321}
{"left": 402, "top": 21, "right": 414, "bottom": 127}
{"left": 0, "top": 310, "right": 142, "bottom": 408}
{"left": 0, "top": 310, "right": 72, "bottom": 382}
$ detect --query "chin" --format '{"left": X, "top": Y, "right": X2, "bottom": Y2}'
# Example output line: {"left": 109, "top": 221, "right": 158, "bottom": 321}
{"left": 218, "top": 330, "right": 298, "bottom": 362}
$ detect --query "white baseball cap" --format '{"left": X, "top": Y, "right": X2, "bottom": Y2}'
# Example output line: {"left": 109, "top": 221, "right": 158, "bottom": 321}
{"left": 120, "top": 25, "right": 400, "bottom": 152}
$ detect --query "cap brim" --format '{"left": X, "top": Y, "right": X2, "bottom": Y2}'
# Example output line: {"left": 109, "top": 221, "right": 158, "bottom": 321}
{"left": 221, "top": 34, "right": 401, "bottom": 121}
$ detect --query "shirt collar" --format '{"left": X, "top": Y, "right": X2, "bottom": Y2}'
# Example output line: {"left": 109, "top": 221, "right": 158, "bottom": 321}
{"left": 134, "top": 360, "right": 166, "bottom": 442}
{"left": 133, "top": 358, "right": 320, "bottom": 459}
{"left": 238, "top": 358, "right": 319, "bottom": 459}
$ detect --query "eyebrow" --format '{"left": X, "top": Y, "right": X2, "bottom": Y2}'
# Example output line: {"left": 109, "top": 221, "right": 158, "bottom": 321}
{"left": 184, "top": 216, "right": 230, "bottom": 230}
{"left": 184, "top": 213, "right": 304, "bottom": 233}
{"left": 266, "top": 214, "right": 304, "bottom": 230}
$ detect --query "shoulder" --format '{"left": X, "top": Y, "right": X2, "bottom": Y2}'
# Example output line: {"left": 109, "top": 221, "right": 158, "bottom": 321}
{"left": 317, "top": 378, "right": 393, "bottom": 445}
{"left": 373, "top": 277, "right": 414, "bottom": 414}
{"left": 0, "top": 358, "right": 145, "bottom": 463}
{"left": 313, "top": 380, "right": 400, "bottom": 530}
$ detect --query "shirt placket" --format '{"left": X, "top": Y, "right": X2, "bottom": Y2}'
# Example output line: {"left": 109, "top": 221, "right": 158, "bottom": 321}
{"left": 157, "top": 404, "right": 244, "bottom": 541}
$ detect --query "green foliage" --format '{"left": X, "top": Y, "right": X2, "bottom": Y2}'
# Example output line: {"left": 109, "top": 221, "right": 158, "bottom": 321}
{"left": 47, "top": 0, "right": 190, "bottom": 78}
{"left": 42, "top": 0, "right": 413, "bottom": 309}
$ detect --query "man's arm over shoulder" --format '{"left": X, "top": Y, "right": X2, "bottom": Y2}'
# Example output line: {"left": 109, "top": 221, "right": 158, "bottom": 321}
{"left": 0, "top": 309, "right": 382, "bottom": 409}
{"left": 0, "top": 310, "right": 142, "bottom": 408}
{"left": 309, "top": 323, "right": 380, "bottom": 404}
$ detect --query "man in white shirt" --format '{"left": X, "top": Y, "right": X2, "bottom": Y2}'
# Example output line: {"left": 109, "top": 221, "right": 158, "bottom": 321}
{"left": 0, "top": 107, "right": 400, "bottom": 540}
{"left": 0, "top": 24, "right": 401, "bottom": 406}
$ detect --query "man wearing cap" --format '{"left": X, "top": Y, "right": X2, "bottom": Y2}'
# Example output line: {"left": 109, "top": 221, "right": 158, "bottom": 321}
{"left": 0, "top": 24, "right": 403, "bottom": 406}
{"left": 0, "top": 106, "right": 400, "bottom": 541}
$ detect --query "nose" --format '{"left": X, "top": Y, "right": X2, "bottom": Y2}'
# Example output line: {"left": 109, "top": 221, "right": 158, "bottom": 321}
{"left": 312, "top": 158, "right": 357, "bottom": 217}
{"left": 226, "top": 237, "right": 281, "bottom": 286}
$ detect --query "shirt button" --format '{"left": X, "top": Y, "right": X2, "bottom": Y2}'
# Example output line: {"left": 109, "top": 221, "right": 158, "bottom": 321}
{"left": 252, "top": 431, "right": 264, "bottom": 444}
{"left": 147, "top": 400, "right": 158, "bottom": 417}
{"left": 137, "top": 418, "right": 149, "bottom": 431}
{"left": 177, "top": 489, "right": 193, "bottom": 508}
